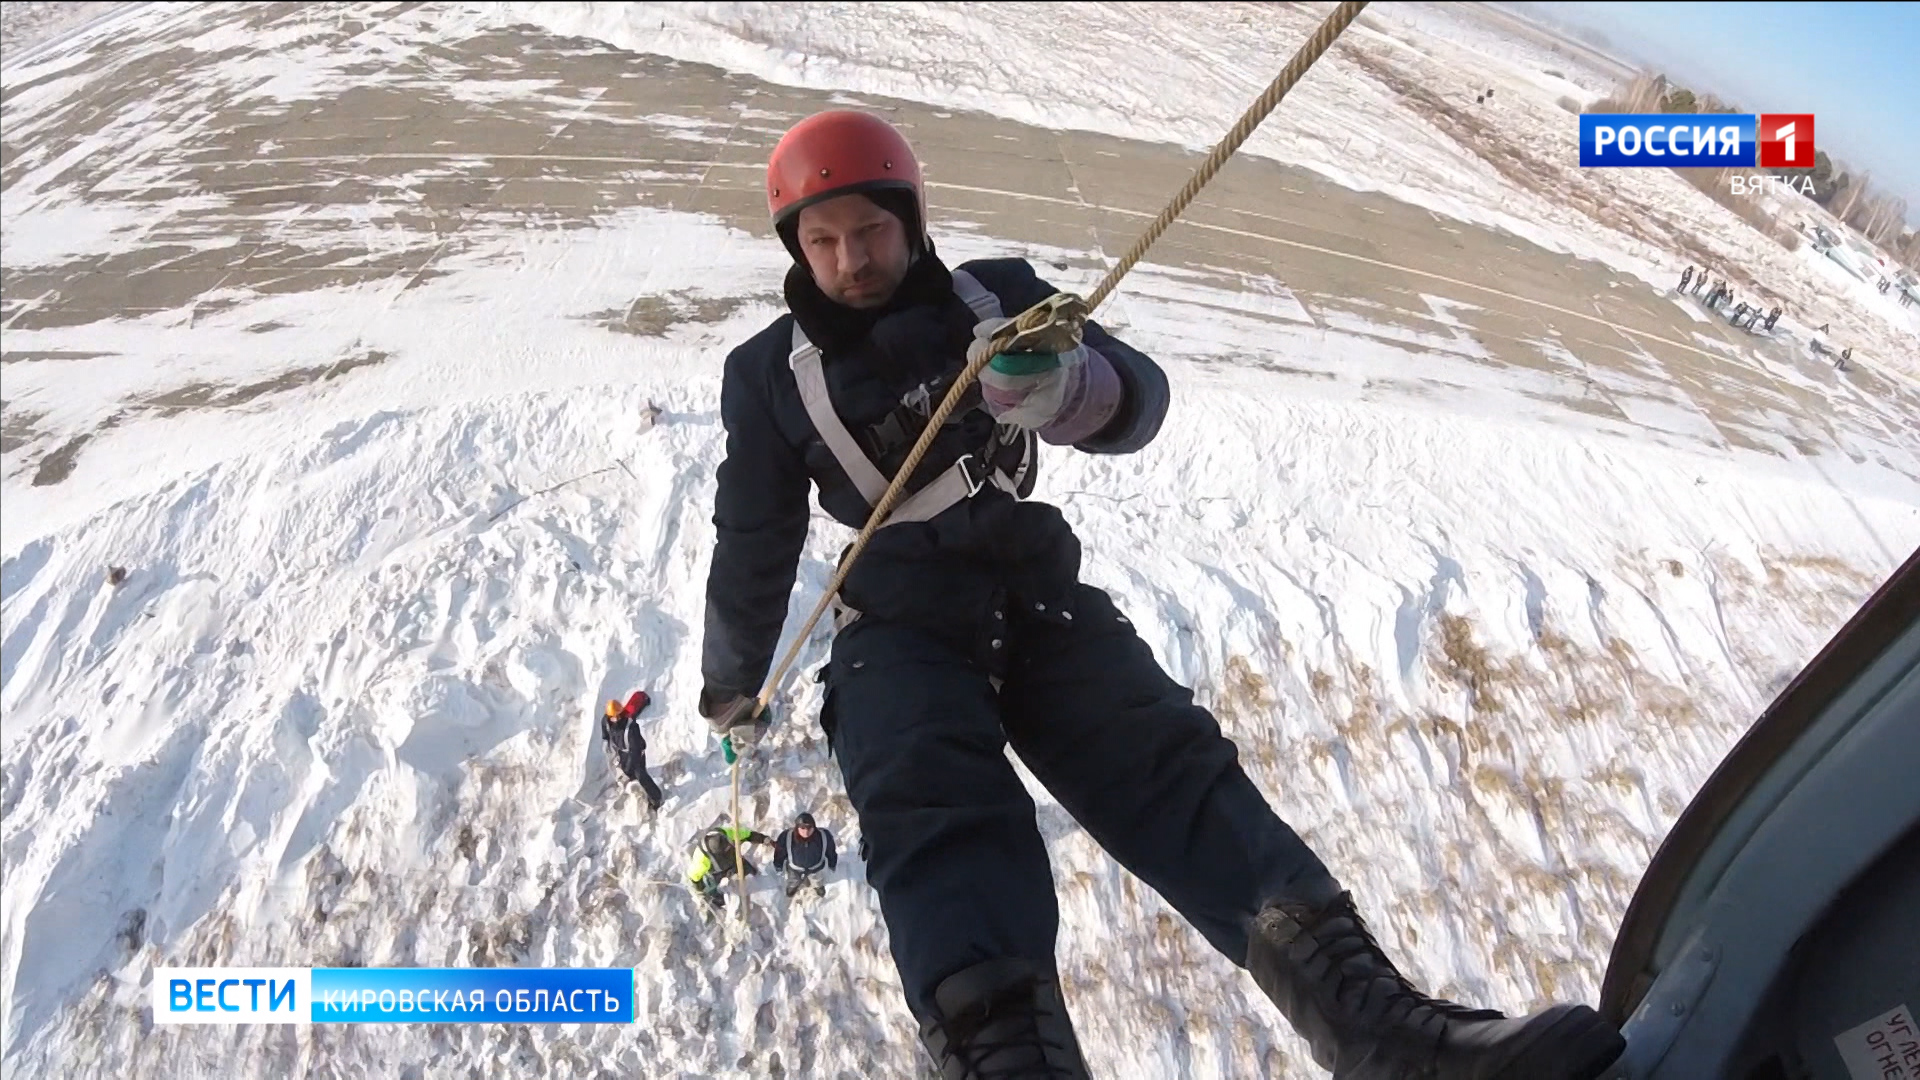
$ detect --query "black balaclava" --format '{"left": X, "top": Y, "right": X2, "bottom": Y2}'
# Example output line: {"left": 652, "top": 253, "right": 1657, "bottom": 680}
{"left": 783, "top": 199, "right": 956, "bottom": 351}
{"left": 784, "top": 188, "right": 952, "bottom": 357}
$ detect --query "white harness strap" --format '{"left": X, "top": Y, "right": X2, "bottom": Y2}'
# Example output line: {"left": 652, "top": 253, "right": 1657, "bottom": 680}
{"left": 950, "top": 267, "right": 1002, "bottom": 323}
{"left": 792, "top": 269, "right": 1034, "bottom": 638}
{"left": 787, "top": 269, "right": 1027, "bottom": 529}
{"left": 790, "top": 331, "right": 890, "bottom": 504}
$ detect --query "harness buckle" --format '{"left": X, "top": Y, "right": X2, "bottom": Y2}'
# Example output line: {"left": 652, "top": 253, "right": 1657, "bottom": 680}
{"left": 901, "top": 381, "right": 934, "bottom": 417}
{"left": 955, "top": 453, "right": 989, "bottom": 497}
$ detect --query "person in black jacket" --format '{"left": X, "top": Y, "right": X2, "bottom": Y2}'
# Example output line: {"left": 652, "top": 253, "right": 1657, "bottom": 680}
{"left": 771, "top": 812, "right": 838, "bottom": 898}
{"left": 693, "top": 109, "right": 1623, "bottom": 1080}
{"left": 599, "top": 693, "right": 661, "bottom": 810}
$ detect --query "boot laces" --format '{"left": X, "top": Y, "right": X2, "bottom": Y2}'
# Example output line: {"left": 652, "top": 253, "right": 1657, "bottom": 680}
{"left": 940, "top": 997, "right": 1079, "bottom": 1080}
{"left": 1307, "top": 894, "right": 1504, "bottom": 1025}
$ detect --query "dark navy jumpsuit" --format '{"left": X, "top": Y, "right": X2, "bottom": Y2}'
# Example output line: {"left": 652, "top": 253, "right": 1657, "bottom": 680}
{"left": 700, "top": 253, "right": 1333, "bottom": 1022}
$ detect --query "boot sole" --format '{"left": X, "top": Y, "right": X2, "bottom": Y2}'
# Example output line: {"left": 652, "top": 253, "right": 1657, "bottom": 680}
{"left": 1491, "top": 1005, "right": 1626, "bottom": 1080}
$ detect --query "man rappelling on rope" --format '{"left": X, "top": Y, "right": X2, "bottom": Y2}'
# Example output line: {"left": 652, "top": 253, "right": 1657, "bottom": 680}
{"left": 695, "top": 108, "right": 1626, "bottom": 1080}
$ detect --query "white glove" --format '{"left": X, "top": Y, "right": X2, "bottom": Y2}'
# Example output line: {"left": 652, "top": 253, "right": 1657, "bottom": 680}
{"left": 970, "top": 317, "right": 1089, "bottom": 431}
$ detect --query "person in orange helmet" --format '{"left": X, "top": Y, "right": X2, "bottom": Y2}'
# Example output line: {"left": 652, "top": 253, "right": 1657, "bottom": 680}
{"left": 695, "top": 110, "right": 1623, "bottom": 1080}
{"left": 599, "top": 691, "right": 661, "bottom": 810}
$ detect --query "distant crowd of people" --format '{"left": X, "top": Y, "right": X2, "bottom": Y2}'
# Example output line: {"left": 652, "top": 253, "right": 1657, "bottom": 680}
{"left": 1674, "top": 264, "right": 1872, "bottom": 372}
{"left": 1678, "top": 265, "right": 1780, "bottom": 333}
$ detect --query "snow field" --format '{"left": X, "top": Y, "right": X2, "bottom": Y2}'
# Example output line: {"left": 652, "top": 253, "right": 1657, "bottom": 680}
{"left": 3, "top": 3, "right": 1918, "bottom": 1077}
{"left": 4, "top": 327, "right": 1909, "bottom": 1073}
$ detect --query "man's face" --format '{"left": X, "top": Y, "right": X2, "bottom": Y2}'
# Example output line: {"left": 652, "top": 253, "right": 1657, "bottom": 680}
{"left": 796, "top": 823, "right": 814, "bottom": 838}
{"left": 796, "top": 193, "right": 911, "bottom": 309}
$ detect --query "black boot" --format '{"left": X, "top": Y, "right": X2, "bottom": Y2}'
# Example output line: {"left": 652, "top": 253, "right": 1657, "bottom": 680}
{"left": 919, "top": 958, "right": 1093, "bottom": 1080}
{"left": 1248, "top": 887, "right": 1625, "bottom": 1080}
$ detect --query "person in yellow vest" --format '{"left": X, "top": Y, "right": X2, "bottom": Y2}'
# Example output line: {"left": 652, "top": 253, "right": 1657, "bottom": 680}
{"left": 687, "top": 824, "right": 772, "bottom": 911}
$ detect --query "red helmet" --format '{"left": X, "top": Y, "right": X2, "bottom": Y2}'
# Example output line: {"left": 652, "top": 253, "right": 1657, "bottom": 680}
{"left": 767, "top": 110, "right": 926, "bottom": 244}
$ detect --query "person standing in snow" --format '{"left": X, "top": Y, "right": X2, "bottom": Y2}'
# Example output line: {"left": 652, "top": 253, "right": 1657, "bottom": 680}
{"left": 771, "top": 812, "right": 839, "bottom": 898}
{"left": 693, "top": 109, "right": 1625, "bottom": 1080}
{"left": 600, "top": 693, "right": 662, "bottom": 809}
{"left": 1678, "top": 265, "right": 1693, "bottom": 293}
{"left": 688, "top": 824, "right": 772, "bottom": 911}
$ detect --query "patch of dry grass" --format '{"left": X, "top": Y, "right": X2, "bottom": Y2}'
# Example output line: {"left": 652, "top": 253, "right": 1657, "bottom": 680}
{"left": 1584, "top": 760, "right": 1644, "bottom": 797}
{"left": 138, "top": 350, "right": 388, "bottom": 417}
{"left": 1308, "top": 668, "right": 1335, "bottom": 698}
{"left": 30, "top": 433, "right": 89, "bottom": 486}
{"left": 1434, "top": 613, "right": 1518, "bottom": 714}
{"left": 1765, "top": 552, "right": 1872, "bottom": 587}
{"left": 595, "top": 290, "right": 773, "bottom": 336}
{"left": 1222, "top": 654, "right": 1273, "bottom": 718}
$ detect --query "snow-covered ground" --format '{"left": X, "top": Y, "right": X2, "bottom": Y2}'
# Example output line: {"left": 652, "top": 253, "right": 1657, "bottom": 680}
{"left": 485, "top": 1, "right": 1634, "bottom": 271}
{"left": 481, "top": 1, "right": 1917, "bottom": 375}
{"left": 4, "top": 4, "right": 1918, "bottom": 1078}
{"left": 0, "top": 1, "right": 127, "bottom": 67}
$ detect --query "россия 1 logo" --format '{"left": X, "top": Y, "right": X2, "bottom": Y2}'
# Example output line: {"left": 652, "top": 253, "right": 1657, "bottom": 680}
{"left": 1580, "top": 113, "right": 1814, "bottom": 169}
{"left": 1756, "top": 113, "right": 1814, "bottom": 168}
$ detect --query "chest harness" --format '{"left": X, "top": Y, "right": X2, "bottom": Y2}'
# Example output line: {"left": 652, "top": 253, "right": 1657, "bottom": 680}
{"left": 787, "top": 268, "right": 1034, "bottom": 528}
{"left": 787, "top": 269, "right": 1034, "bottom": 631}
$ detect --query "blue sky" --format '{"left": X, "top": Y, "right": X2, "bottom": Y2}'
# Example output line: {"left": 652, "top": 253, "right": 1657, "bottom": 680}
{"left": 1539, "top": 2, "right": 1919, "bottom": 223}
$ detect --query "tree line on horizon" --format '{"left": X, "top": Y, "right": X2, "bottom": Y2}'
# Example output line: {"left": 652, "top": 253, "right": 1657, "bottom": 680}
{"left": 1588, "top": 73, "right": 1915, "bottom": 265}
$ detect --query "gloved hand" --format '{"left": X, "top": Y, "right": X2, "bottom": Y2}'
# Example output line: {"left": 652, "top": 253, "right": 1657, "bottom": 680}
{"left": 699, "top": 685, "right": 773, "bottom": 752}
{"left": 970, "top": 317, "right": 1091, "bottom": 431}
